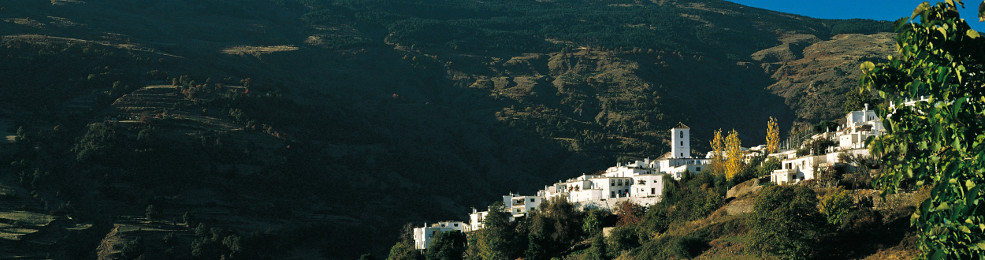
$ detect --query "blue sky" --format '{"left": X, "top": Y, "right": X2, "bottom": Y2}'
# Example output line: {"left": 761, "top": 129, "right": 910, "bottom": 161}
{"left": 727, "top": 0, "right": 985, "bottom": 31}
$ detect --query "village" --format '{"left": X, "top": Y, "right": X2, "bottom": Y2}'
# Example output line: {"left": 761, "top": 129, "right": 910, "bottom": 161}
{"left": 412, "top": 105, "right": 884, "bottom": 250}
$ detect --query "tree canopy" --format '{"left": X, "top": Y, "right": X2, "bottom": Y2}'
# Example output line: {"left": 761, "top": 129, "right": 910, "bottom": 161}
{"left": 861, "top": 0, "right": 985, "bottom": 258}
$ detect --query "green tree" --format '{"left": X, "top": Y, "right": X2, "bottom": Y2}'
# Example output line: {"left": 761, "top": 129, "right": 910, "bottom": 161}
{"left": 607, "top": 224, "right": 640, "bottom": 257}
{"left": 758, "top": 157, "right": 782, "bottom": 177}
{"left": 582, "top": 208, "right": 607, "bottom": 237}
{"left": 585, "top": 234, "right": 609, "bottom": 260}
{"left": 476, "top": 202, "right": 517, "bottom": 260}
{"left": 387, "top": 241, "right": 423, "bottom": 260}
{"left": 860, "top": 0, "right": 985, "bottom": 257}
{"left": 818, "top": 188, "right": 854, "bottom": 228}
{"left": 524, "top": 198, "right": 583, "bottom": 258}
{"left": 842, "top": 88, "right": 879, "bottom": 112}
{"left": 751, "top": 186, "right": 825, "bottom": 260}
{"left": 426, "top": 231, "right": 466, "bottom": 260}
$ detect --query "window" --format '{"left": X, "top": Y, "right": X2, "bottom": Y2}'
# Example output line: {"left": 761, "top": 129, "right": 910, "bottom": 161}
{"left": 454, "top": 223, "right": 459, "bottom": 227}
{"left": 696, "top": 167, "right": 701, "bottom": 172}
{"left": 679, "top": 131, "right": 683, "bottom": 138}
{"left": 652, "top": 188, "right": 656, "bottom": 194}
{"left": 680, "top": 141, "right": 683, "bottom": 146}
{"left": 611, "top": 191, "right": 615, "bottom": 198}
{"left": 680, "top": 153, "right": 684, "bottom": 157}
{"left": 530, "top": 198, "right": 535, "bottom": 202}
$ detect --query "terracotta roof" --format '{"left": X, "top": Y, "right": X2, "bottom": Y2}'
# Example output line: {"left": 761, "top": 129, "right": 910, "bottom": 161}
{"left": 673, "top": 122, "right": 690, "bottom": 129}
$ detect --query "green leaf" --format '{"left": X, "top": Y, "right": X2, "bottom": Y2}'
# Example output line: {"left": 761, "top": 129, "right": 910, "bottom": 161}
{"left": 954, "top": 97, "right": 967, "bottom": 116}
{"left": 960, "top": 225, "right": 972, "bottom": 233}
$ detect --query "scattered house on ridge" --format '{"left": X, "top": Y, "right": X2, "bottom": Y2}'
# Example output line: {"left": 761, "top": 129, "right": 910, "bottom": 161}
{"left": 413, "top": 221, "right": 469, "bottom": 250}
{"left": 770, "top": 104, "right": 884, "bottom": 184}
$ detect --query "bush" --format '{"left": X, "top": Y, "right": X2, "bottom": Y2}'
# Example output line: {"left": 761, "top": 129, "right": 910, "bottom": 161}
{"left": 751, "top": 186, "right": 825, "bottom": 260}
{"left": 386, "top": 241, "right": 422, "bottom": 260}
{"left": 818, "top": 188, "right": 854, "bottom": 228}
{"left": 635, "top": 235, "right": 707, "bottom": 259}
{"left": 607, "top": 224, "right": 640, "bottom": 256}
{"left": 582, "top": 208, "right": 608, "bottom": 237}
{"left": 585, "top": 234, "right": 608, "bottom": 260}
{"left": 426, "top": 231, "right": 466, "bottom": 260}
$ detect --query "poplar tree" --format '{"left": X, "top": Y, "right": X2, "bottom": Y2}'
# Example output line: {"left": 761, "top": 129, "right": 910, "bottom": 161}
{"left": 710, "top": 129, "right": 725, "bottom": 174}
{"left": 766, "top": 117, "right": 780, "bottom": 154}
{"left": 724, "top": 130, "right": 743, "bottom": 181}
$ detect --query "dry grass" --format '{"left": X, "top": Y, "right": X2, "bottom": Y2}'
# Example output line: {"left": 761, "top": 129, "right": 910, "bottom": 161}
{"left": 221, "top": 45, "right": 299, "bottom": 57}
{"left": 0, "top": 211, "right": 55, "bottom": 226}
{"left": 0, "top": 227, "right": 36, "bottom": 240}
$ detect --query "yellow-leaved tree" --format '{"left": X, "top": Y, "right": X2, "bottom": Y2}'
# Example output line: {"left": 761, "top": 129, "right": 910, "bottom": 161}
{"left": 766, "top": 117, "right": 780, "bottom": 154}
{"left": 724, "top": 129, "right": 743, "bottom": 181}
{"left": 710, "top": 129, "right": 725, "bottom": 174}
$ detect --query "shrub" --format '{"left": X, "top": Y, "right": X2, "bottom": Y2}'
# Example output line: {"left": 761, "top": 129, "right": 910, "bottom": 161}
{"left": 582, "top": 208, "right": 607, "bottom": 236}
{"left": 751, "top": 186, "right": 825, "bottom": 260}
{"left": 585, "top": 234, "right": 608, "bottom": 260}
{"left": 818, "top": 188, "right": 854, "bottom": 228}
{"left": 607, "top": 224, "right": 640, "bottom": 256}
{"left": 635, "top": 235, "right": 707, "bottom": 259}
{"left": 386, "top": 241, "right": 422, "bottom": 260}
{"left": 426, "top": 231, "right": 466, "bottom": 260}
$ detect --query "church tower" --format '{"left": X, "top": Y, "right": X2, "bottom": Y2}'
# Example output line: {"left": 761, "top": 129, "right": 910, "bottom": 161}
{"left": 671, "top": 123, "right": 690, "bottom": 158}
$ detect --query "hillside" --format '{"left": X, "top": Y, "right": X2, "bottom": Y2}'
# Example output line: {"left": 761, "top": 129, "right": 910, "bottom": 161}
{"left": 0, "top": 0, "right": 894, "bottom": 258}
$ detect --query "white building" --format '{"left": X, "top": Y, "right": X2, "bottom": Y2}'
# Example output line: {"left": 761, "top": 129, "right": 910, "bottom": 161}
{"left": 838, "top": 104, "right": 884, "bottom": 150}
{"left": 770, "top": 105, "right": 883, "bottom": 184}
{"left": 413, "top": 221, "right": 469, "bottom": 250}
{"left": 503, "top": 193, "right": 543, "bottom": 218}
{"left": 659, "top": 123, "right": 711, "bottom": 179}
{"left": 771, "top": 155, "right": 827, "bottom": 184}
{"left": 468, "top": 209, "right": 488, "bottom": 231}
{"left": 464, "top": 124, "right": 707, "bottom": 231}
{"left": 671, "top": 123, "right": 691, "bottom": 158}
{"left": 533, "top": 123, "right": 709, "bottom": 210}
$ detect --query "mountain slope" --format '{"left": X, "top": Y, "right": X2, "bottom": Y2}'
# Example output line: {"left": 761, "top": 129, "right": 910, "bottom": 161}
{"left": 0, "top": 0, "right": 893, "bottom": 258}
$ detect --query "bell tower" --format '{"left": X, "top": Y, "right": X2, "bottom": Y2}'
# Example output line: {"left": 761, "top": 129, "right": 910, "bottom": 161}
{"left": 671, "top": 123, "right": 690, "bottom": 158}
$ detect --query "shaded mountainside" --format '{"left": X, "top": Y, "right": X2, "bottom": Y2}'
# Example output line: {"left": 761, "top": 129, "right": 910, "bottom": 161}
{"left": 0, "top": 0, "right": 893, "bottom": 258}
{"left": 759, "top": 33, "right": 896, "bottom": 122}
